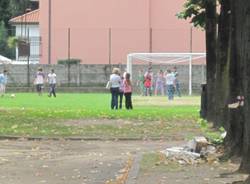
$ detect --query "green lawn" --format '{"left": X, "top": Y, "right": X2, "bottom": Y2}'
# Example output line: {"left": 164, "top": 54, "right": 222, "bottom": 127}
{"left": 0, "top": 93, "right": 201, "bottom": 138}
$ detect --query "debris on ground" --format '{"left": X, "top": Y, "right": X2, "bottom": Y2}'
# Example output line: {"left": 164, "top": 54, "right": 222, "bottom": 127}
{"left": 161, "top": 136, "right": 220, "bottom": 165}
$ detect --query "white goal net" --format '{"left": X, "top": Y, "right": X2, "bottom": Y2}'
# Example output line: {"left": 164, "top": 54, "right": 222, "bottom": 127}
{"left": 126, "top": 53, "right": 206, "bottom": 95}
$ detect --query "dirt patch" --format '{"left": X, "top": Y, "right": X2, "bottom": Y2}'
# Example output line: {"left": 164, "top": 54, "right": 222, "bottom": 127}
{"left": 60, "top": 118, "right": 138, "bottom": 127}
{"left": 0, "top": 139, "right": 172, "bottom": 184}
{"left": 58, "top": 119, "right": 202, "bottom": 141}
{"left": 136, "top": 163, "right": 248, "bottom": 184}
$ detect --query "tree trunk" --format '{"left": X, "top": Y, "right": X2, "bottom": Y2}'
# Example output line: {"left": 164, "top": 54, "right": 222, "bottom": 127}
{"left": 205, "top": 0, "right": 217, "bottom": 122}
{"left": 223, "top": 0, "right": 244, "bottom": 157}
{"left": 239, "top": 0, "right": 250, "bottom": 173}
{"left": 214, "top": 0, "right": 231, "bottom": 127}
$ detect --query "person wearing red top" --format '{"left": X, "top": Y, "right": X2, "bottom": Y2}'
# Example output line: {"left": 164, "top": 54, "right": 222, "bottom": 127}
{"left": 144, "top": 69, "right": 152, "bottom": 96}
{"left": 123, "top": 73, "right": 133, "bottom": 110}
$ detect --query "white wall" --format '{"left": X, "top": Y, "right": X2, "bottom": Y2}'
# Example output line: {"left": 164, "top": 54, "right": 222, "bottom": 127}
{"left": 14, "top": 24, "right": 40, "bottom": 63}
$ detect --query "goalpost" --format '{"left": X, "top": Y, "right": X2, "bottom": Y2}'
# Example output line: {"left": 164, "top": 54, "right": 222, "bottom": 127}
{"left": 127, "top": 53, "right": 206, "bottom": 95}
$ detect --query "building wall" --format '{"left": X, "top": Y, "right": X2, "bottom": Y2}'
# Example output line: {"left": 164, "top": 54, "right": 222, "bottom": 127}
{"left": 40, "top": 0, "right": 205, "bottom": 64}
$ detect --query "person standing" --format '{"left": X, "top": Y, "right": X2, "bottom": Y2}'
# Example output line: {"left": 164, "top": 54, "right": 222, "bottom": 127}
{"left": 34, "top": 67, "right": 45, "bottom": 96}
{"left": 118, "top": 75, "right": 124, "bottom": 109}
{"left": 136, "top": 70, "right": 145, "bottom": 96}
{"left": 109, "top": 68, "right": 121, "bottom": 110}
{"left": 0, "top": 70, "right": 8, "bottom": 97}
{"left": 154, "top": 69, "right": 165, "bottom": 96}
{"left": 47, "top": 69, "right": 57, "bottom": 97}
{"left": 123, "top": 73, "right": 133, "bottom": 110}
{"left": 165, "top": 69, "right": 176, "bottom": 100}
{"left": 173, "top": 66, "right": 181, "bottom": 97}
{"left": 144, "top": 69, "right": 153, "bottom": 96}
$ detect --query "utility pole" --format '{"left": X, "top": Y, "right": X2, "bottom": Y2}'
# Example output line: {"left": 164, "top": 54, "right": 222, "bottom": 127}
{"left": 48, "top": 0, "right": 52, "bottom": 64}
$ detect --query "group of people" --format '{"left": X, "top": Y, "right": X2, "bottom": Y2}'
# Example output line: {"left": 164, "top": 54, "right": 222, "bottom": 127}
{"left": 34, "top": 68, "right": 57, "bottom": 97}
{"left": 0, "top": 68, "right": 57, "bottom": 97}
{"left": 137, "top": 66, "right": 181, "bottom": 100}
{"left": 108, "top": 68, "right": 133, "bottom": 110}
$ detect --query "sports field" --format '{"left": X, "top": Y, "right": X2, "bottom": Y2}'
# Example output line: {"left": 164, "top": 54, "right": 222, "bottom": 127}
{"left": 0, "top": 93, "right": 201, "bottom": 139}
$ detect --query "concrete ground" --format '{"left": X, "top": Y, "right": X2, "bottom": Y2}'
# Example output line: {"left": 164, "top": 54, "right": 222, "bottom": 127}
{"left": 0, "top": 139, "right": 248, "bottom": 184}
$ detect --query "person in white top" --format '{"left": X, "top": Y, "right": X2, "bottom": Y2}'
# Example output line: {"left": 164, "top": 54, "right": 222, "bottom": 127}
{"left": 0, "top": 70, "right": 8, "bottom": 97}
{"left": 34, "top": 67, "right": 45, "bottom": 96}
{"left": 173, "top": 66, "right": 181, "bottom": 97}
{"left": 109, "top": 68, "right": 121, "bottom": 109}
{"left": 164, "top": 69, "right": 176, "bottom": 100}
{"left": 47, "top": 69, "right": 57, "bottom": 97}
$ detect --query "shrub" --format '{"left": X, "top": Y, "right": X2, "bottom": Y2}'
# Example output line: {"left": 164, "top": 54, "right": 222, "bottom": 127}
{"left": 57, "top": 59, "right": 81, "bottom": 65}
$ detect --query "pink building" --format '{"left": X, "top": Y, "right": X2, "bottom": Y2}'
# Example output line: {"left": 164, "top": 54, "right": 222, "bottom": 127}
{"left": 37, "top": 0, "right": 205, "bottom": 64}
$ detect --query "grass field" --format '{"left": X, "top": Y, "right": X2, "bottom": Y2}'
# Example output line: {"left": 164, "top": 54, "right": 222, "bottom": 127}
{"left": 0, "top": 93, "right": 201, "bottom": 138}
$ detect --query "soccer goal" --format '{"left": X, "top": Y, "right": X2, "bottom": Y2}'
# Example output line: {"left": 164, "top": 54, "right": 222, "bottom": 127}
{"left": 126, "top": 53, "right": 206, "bottom": 95}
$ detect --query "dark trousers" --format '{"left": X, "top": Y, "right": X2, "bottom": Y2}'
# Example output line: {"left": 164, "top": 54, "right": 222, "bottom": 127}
{"left": 124, "top": 92, "right": 133, "bottom": 110}
{"left": 118, "top": 91, "right": 123, "bottom": 109}
{"left": 175, "top": 82, "right": 181, "bottom": 97}
{"left": 49, "top": 84, "right": 56, "bottom": 97}
{"left": 167, "top": 85, "right": 174, "bottom": 100}
{"left": 110, "top": 87, "right": 119, "bottom": 109}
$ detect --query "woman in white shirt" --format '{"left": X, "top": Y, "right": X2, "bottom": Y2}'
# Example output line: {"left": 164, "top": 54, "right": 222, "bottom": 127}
{"left": 109, "top": 68, "right": 121, "bottom": 109}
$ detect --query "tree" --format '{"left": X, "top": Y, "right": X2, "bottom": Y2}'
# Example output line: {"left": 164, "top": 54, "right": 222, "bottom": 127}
{"left": 0, "top": 21, "right": 15, "bottom": 58}
{"left": 177, "top": 0, "right": 217, "bottom": 122}
{"left": 0, "top": 0, "right": 30, "bottom": 58}
{"left": 179, "top": 0, "right": 250, "bottom": 180}
{"left": 236, "top": 0, "right": 250, "bottom": 174}
{"left": 0, "top": 0, "right": 12, "bottom": 25}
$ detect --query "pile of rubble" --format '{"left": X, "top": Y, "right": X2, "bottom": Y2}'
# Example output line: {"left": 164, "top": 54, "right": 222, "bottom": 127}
{"left": 161, "top": 136, "right": 221, "bottom": 165}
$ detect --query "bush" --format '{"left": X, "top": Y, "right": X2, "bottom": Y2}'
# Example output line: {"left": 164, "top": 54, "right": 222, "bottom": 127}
{"left": 197, "top": 119, "right": 225, "bottom": 144}
{"left": 57, "top": 59, "right": 81, "bottom": 65}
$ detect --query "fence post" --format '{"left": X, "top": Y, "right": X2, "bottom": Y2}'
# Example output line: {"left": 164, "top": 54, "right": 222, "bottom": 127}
{"left": 108, "top": 28, "right": 112, "bottom": 65}
{"left": 67, "top": 28, "right": 71, "bottom": 87}
{"left": 77, "top": 63, "right": 80, "bottom": 87}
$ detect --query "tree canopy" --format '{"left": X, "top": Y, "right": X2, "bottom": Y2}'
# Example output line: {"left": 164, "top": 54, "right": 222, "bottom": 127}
{"left": 0, "top": 0, "right": 31, "bottom": 58}
{"left": 177, "top": 0, "right": 219, "bottom": 28}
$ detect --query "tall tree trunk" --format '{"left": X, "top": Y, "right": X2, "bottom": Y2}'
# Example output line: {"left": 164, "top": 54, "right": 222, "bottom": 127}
{"left": 239, "top": 0, "right": 250, "bottom": 173}
{"left": 205, "top": 0, "right": 217, "bottom": 122}
{"left": 223, "top": 0, "right": 244, "bottom": 157}
{"left": 214, "top": 0, "right": 231, "bottom": 127}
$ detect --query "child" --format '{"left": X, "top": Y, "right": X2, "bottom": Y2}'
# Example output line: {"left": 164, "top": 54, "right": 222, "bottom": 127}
{"left": 137, "top": 70, "right": 145, "bottom": 96}
{"left": 118, "top": 75, "right": 124, "bottom": 109}
{"left": 47, "top": 69, "right": 57, "bottom": 97}
{"left": 154, "top": 70, "right": 165, "bottom": 96}
{"left": 144, "top": 69, "right": 152, "bottom": 96}
{"left": 34, "top": 67, "right": 45, "bottom": 96}
{"left": 0, "top": 70, "right": 8, "bottom": 97}
{"left": 123, "top": 73, "right": 133, "bottom": 110}
{"left": 173, "top": 66, "right": 181, "bottom": 97}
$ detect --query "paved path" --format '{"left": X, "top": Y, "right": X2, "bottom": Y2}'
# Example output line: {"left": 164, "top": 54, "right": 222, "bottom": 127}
{"left": 0, "top": 139, "right": 171, "bottom": 184}
{"left": 0, "top": 139, "right": 247, "bottom": 184}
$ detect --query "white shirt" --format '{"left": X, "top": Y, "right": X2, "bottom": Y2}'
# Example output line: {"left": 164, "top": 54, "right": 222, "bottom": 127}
{"left": 0, "top": 74, "right": 7, "bottom": 85}
{"left": 110, "top": 74, "right": 121, "bottom": 88}
{"left": 165, "top": 73, "right": 176, "bottom": 85}
{"left": 48, "top": 73, "right": 56, "bottom": 84}
{"left": 35, "top": 72, "right": 45, "bottom": 84}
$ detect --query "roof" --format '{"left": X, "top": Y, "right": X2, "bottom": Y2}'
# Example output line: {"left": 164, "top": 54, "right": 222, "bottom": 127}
{"left": 0, "top": 55, "right": 12, "bottom": 64}
{"left": 9, "top": 9, "right": 39, "bottom": 24}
